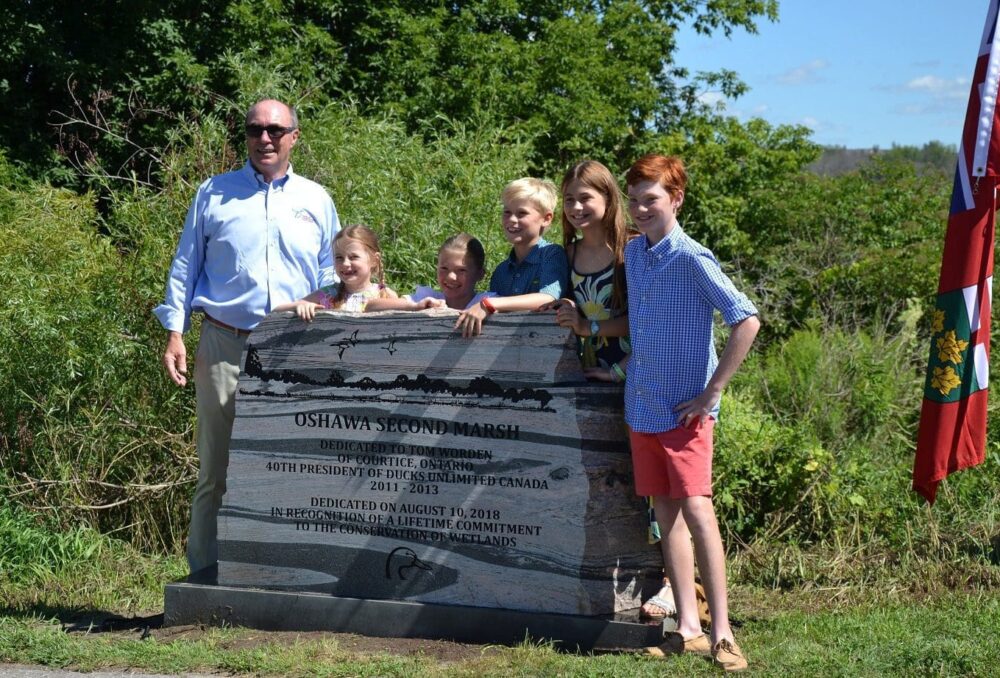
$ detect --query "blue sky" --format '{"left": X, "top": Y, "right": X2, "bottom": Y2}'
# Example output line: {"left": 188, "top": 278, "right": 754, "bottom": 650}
{"left": 675, "top": 2, "right": 988, "bottom": 149}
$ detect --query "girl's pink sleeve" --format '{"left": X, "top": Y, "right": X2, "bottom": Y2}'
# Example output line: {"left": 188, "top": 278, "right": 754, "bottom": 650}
{"left": 305, "top": 289, "right": 334, "bottom": 309}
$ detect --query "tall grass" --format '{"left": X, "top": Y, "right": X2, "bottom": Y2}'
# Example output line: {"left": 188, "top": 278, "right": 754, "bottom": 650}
{"left": 297, "top": 107, "right": 540, "bottom": 291}
{"left": 0, "top": 176, "right": 193, "bottom": 551}
{"left": 0, "top": 499, "right": 101, "bottom": 584}
{"left": 0, "top": 497, "right": 183, "bottom": 613}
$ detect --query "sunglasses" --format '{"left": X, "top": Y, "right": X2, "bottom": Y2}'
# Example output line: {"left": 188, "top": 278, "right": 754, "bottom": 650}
{"left": 245, "top": 124, "right": 297, "bottom": 139}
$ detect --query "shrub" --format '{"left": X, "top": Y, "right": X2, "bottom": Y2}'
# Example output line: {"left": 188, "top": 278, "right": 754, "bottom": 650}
{"left": 716, "top": 310, "right": 931, "bottom": 547}
{"left": 0, "top": 179, "right": 193, "bottom": 551}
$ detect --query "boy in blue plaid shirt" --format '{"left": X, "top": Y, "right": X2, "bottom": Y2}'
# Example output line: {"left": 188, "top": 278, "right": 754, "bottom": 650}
{"left": 619, "top": 154, "right": 759, "bottom": 672}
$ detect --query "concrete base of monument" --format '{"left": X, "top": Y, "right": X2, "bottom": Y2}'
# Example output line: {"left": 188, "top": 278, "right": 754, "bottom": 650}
{"left": 164, "top": 566, "right": 667, "bottom": 652}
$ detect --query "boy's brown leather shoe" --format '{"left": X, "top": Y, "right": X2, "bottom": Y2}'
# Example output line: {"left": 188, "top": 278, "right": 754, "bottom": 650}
{"left": 712, "top": 638, "right": 748, "bottom": 672}
{"left": 644, "top": 632, "right": 711, "bottom": 657}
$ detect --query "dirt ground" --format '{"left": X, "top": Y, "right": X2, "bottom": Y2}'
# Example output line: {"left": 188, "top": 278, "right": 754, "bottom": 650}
{"left": 156, "top": 624, "right": 499, "bottom": 662}
{"left": 63, "top": 612, "right": 508, "bottom": 664}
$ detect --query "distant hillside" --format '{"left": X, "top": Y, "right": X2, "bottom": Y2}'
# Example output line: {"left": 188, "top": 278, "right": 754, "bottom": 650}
{"left": 808, "top": 141, "right": 956, "bottom": 176}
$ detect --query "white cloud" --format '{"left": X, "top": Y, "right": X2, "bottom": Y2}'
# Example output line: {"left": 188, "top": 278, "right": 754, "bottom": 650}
{"left": 776, "top": 59, "right": 829, "bottom": 85}
{"left": 795, "top": 116, "right": 847, "bottom": 138}
{"left": 904, "top": 75, "right": 968, "bottom": 99}
{"left": 895, "top": 100, "right": 963, "bottom": 117}
{"left": 891, "top": 74, "right": 969, "bottom": 118}
{"left": 722, "top": 103, "right": 769, "bottom": 121}
{"left": 697, "top": 91, "right": 727, "bottom": 109}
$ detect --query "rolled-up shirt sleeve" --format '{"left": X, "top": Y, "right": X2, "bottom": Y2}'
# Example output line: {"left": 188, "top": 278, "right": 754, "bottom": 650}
{"left": 536, "top": 244, "right": 569, "bottom": 300}
{"left": 690, "top": 251, "right": 758, "bottom": 326}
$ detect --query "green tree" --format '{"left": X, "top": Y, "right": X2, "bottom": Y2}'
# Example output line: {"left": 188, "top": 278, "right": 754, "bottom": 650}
{"left": 1, "top": 1, "right": 778, "bottom": 180}
{"left": 739, "top": 155, "right": 949, "bottom": 338}
{"left": 659, "top": 114, "right": 820, "bottom": 260}
{"left": 880, "top": 141, "right": 957, "bottom": 175}
{"left": 0, "top": 1, "right": 342, "bottom": 181}
{"left": 326, "top": 1, "right": 777, "bottom": 171}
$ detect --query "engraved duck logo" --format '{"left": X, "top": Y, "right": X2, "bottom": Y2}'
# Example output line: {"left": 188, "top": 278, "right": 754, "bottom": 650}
{"left": 384, "top": 546, "right": 433, "bottom": 581}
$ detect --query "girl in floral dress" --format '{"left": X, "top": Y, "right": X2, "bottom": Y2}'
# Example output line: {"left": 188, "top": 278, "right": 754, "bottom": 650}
{"left": 554, "top": 160, "right": 632, "bottom": 376}
{"left": 275, "top": 224, "right": 397, "bottom": 320}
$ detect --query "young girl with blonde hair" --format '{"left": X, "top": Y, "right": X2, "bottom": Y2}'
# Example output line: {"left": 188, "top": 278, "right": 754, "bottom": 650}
{"left": 275, "top": 224, "right": 397, "bottom": 319}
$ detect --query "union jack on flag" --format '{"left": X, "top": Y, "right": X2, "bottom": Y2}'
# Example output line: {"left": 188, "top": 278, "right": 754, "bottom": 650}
{"left": 913, "top": 1, "right": 1000, "bottom": 503}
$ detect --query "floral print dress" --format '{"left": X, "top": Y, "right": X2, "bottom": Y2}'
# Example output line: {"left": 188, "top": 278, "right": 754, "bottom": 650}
{"left": 570, "top": 262, "right": 631, "bottom": 368}
{"left": 312, "top": 282, "right": 383, "bottom": 312}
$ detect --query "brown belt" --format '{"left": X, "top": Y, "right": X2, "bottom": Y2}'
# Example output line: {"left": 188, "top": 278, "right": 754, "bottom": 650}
{"left": 204, "top": 314, "right": 252, "bottom": 337}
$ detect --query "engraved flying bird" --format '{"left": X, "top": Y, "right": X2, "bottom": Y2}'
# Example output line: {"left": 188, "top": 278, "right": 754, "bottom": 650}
{"left": 332, "top": 329, "right": 360, "bottom": 359}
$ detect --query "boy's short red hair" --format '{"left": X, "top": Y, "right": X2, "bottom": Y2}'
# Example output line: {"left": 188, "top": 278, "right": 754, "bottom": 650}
{"left": 625, "top": 154, "right": 687, "bottom": 196}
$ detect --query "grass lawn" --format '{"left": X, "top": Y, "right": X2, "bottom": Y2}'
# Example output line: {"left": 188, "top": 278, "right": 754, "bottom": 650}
{"left": 0, "top": 551, "right": 994, "bottom": 677}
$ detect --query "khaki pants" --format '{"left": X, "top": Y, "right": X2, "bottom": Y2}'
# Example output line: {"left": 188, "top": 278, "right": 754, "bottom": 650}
{"left": 188, "top": 321, "right": 248, "bottom": 573}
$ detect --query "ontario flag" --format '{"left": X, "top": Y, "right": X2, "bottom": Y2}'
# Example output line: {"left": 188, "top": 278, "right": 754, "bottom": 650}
{"left": 913, "top": 1, "right": 1000, "bottom": 504}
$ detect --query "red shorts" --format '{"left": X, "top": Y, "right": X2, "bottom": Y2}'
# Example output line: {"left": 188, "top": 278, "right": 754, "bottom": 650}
{"left": 629, "top": 418, "right": 714, "bottom": 499}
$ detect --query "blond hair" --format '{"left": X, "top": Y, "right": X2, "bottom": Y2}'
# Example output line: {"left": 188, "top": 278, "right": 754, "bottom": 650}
{"left": 501, "top": 177, "right": 558, "bottom": 216}
{"left": 329, "top": 224, "right": 392, "bottom": 308}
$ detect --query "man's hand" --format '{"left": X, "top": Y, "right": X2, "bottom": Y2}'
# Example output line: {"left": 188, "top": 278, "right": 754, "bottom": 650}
{"left": 163, "top": 331, "right": 188, "bottom": 387}
{"left": 455, "top": 303, "right": 488, "bottom": 337}
{"left": 674, "top": 315, "right": 760, "bottom": 427}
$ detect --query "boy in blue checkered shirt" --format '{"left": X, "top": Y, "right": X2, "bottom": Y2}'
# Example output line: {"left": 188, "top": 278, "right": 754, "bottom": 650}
{"left": 615, "top": 154, "right": 759, "bottom": 672}
{"left": 455, "top": 178, "right": 568, "bottom": 336}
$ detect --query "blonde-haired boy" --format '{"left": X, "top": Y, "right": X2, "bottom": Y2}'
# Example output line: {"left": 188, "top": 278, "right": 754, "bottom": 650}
{"left": 456, "top": 177, "right": 568, "bottom": 336}
{"left": 501, "top": 177, "right": 558, "bottom": 215}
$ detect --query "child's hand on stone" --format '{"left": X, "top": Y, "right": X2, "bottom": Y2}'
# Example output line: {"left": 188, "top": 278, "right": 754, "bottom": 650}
{"left": 582, "top": 366, "right": 614, "bottom": 382}
{"left": 415, "top": 298, "right": 446, "bottom": 310}
{"left": 554, "top": 299, "right": 586, "bottom": 335}
{"left": 293, "top": 301, "right": 320, "bottom": 322}
{"left": 455, "top": 303, "right": 488, "bottom": 337}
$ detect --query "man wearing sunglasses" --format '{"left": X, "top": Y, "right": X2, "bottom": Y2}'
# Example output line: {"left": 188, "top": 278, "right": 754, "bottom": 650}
{"left": 154, "top": 99, "right": 339, "bottom": 575}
